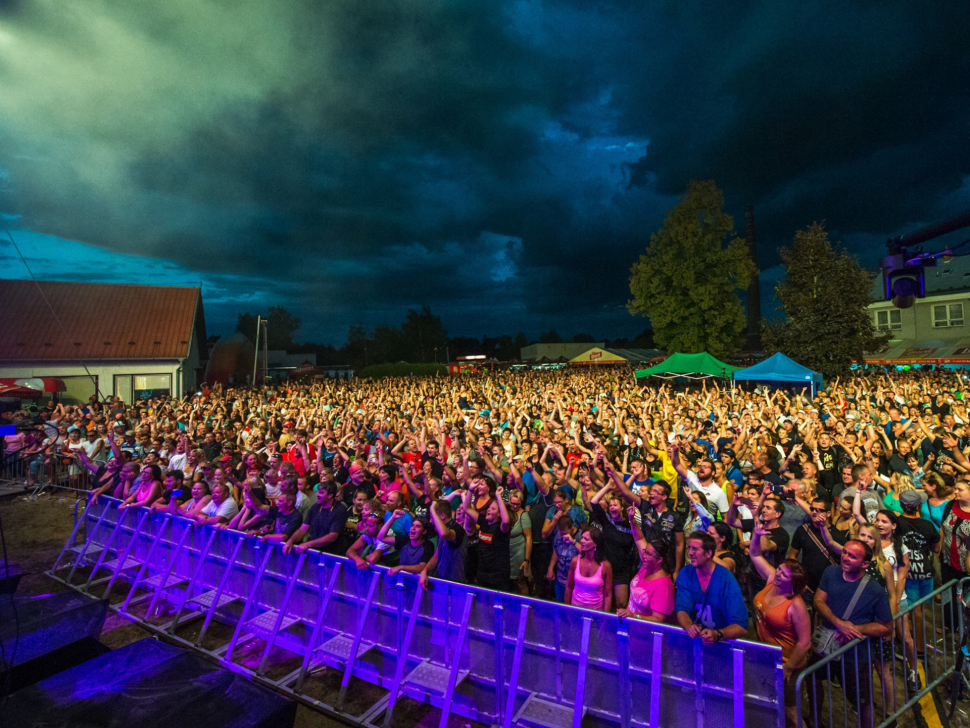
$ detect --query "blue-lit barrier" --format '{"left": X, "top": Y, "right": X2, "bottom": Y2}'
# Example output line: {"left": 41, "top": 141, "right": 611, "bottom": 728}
{"left": 49, "top": 498, "right": 785, "bottom": 728}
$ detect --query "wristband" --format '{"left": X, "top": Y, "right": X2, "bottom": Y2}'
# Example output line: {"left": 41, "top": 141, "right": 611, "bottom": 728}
{"left": 714, "top": 629, "right": 724, "bottom": 642}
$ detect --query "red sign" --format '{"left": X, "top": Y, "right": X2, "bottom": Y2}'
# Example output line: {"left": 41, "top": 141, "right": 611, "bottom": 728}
{"left": 590, "top": 351, "right": 602, "bottom": 361}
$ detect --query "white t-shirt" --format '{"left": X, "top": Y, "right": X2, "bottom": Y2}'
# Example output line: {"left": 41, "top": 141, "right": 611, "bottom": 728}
{"left": 883, "top": 542, "right": 911, "bottom": 598}
{"left": 202, "top": 497, "right": 239, "bottom": 520}
{"left": 168, "top": 451, "right": 188, "bottom": 472}
{"left": 685, "top": 471, "right": 730, "bottom": 514}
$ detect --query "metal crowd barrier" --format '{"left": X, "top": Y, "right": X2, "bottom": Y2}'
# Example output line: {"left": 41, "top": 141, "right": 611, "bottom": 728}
{"left": 0, "top": 448, "right": 89, "bottom": 494}
{"left": 48, "top": 497, "right": 785, "bottom": 728}
{"left": 795, "top": 575, "right": 965, "bottom": 728}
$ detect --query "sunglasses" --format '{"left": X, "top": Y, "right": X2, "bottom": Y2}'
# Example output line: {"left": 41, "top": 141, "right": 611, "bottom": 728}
{"left": 810, "top": 507, "right": 827, "bottom": 513}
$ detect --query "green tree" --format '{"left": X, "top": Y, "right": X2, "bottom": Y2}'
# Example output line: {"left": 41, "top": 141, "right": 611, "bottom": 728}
{"left": 763, "top": 222, "right": 888, "bottom": 379}
{"left": 628, "top": 180, "right": 756, "bottom": 357}
{"left": 235, "top": 306, "right": 301, "bottom": 350}
{"left": 236, "top": 312, "right": 259, "bottom": 341}
{"left": 266, "top": 306, "right": 301, "bottom": 350}
{"left": 400, "top": 307, "right": 449, "bottom": 362}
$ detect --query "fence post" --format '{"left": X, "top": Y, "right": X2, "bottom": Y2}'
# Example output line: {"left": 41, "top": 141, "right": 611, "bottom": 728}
{"left": 166, "top": 527, "right": 217, "bottom": 634}
{"left": 293, "top": 560, "right": 341, "bottom": 692}
{"left": 502, "top": 603, "right": 530, "bottom": 728}
{"left": 103, "top": 509, "right": 150, "bottom": 599}
{"left": 493, "top": 599, "right": 506, "bottom": 726}
{"left": 337, "top": 569, "right": 382, "bottom": 710}
{"left": 257, "top": 552, "right": 307, "bottom": 675}
{"left": 145, "top": 520, "right": 193, "bottom": 618}
{"left": 617, "top": 621, "right": 631, "bottom": 728}
{"left": 225, "top": 542, "right": 274, "bottom": 660}
{"left": 382, "top": 579, "right": 424, "bottom": 728}
{"left": 437, "top": 592, "right": 475, "bottom": 728}
{"left": 648, "top": 631, "right": 663, "bottom": 728}
{"left": 121, "top": 512, "right": 168, "bottom": 612}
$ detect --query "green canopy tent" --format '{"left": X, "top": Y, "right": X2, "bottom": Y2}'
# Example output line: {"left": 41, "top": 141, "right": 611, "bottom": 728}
{"left": 635, "top": 351, "right": 740, "bottom": 380}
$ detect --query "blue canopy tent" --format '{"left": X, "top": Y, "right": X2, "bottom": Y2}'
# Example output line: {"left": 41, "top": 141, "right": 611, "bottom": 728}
{"left": 733, "top": 352, "right": 824, "bottom": 396}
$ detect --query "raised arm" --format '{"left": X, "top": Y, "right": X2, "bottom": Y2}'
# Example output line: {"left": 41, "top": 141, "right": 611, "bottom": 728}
{"left": 748, "top": 524, "right": 777, "bottom": 583}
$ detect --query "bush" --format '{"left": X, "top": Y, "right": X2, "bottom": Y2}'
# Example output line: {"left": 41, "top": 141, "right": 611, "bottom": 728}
{"left": 358, "top": 362, "right": 448, "bottom": 378}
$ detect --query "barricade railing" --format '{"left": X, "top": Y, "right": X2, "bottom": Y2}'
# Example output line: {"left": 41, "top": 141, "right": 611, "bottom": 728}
{"left": 795, "top": 575, "right": 965, "bottom": 728}
{"left": 0, "top": 448, "right": 92, "bottom": 494}
{"left": 49, "top": 497, "right": 786, "bottom": 728}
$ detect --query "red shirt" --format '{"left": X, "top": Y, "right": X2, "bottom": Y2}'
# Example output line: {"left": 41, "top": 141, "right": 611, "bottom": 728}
{"left": 283, "top": 443, "right": 317, "bottom": 476}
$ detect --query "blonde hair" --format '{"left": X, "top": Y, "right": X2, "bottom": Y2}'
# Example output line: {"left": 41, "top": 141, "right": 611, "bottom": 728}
{"left": 895, "top": 474, "right": 916, "bottom": 494}
{"left": 858, "top": 524, "right": 888, "bottom": 574}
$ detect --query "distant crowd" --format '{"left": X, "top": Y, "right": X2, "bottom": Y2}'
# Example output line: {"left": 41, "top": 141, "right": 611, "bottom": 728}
{"left": 4, "top": 367, "right": 970, "bottom": 726}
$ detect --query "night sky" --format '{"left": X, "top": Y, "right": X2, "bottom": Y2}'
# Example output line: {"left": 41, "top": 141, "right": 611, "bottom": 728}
{"left": 1, "top": 1, "right": 968, "bottom": 344}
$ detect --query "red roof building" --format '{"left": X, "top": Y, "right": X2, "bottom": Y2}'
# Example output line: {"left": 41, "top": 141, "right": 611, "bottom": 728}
{"left": 0, "top": 280, "right": 207, "bottom": 404}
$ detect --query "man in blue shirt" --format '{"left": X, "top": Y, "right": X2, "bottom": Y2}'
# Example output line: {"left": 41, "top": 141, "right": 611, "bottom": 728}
{"left": 675, "top": 532, "right": 749, "bottom": 645}
{"left": 807, "top": 541, "right": 893, "bottom": 728}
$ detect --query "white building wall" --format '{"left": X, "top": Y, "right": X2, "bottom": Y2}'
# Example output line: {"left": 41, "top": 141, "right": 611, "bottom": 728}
{"left": 0, "top": 360, "right": 187, "bottom": 404}
{"left": 870, "top": 291, "right": 970, "bottom": 341}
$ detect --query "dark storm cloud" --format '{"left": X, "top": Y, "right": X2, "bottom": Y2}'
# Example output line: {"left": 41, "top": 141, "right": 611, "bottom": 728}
{"left": 0, "top": 0, "right": 967, "bottom": 342}
{"left": 620, "top": 1, "right": 970, "bottom": 259}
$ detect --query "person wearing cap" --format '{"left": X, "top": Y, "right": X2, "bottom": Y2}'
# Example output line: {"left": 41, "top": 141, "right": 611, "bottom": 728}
{"left": 278, "top": 421, "right": 296, "bottom": 449}
{"left": 119, "top": 429, "right": 144, "bottom": 459}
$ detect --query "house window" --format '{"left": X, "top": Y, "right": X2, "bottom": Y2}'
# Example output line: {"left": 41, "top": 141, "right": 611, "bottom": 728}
{"left": 933, "top": 303, "right": 964, "bottom": 328}
{"left": 114, "top": 374, "right": 171, "bottom": 404}
{"left": 876, "top": 309, "right": 902, "bottom": 331}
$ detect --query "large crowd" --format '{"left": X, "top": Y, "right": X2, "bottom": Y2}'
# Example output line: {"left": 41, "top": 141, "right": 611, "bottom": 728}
{"left": 4, "top": 367, "right": 970, "bottom": 726}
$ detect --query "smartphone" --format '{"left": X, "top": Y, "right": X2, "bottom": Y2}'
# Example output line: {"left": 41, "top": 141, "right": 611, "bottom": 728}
{"left": 171, "top": 489, "right": 183, "bottom": 498}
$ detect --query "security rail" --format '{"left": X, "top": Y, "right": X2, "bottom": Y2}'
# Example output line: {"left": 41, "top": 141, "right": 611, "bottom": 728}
{"left": 795, "top": 574, "right": 964, "bottom": 728}
{"left": 49, "top": 497, "right": 785, "bottom": 728}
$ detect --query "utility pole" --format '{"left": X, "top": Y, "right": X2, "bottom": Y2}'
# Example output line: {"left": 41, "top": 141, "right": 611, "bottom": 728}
{"left": 252, "top": 315, "right": 261, "bottom": 385}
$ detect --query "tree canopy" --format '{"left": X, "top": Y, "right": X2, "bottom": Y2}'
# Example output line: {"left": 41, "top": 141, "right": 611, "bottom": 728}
{"left": 763, "top": 222, "right": 888, "bottom": 379}
{"left": 236, "top": 305, "right": 302, "bottom": 350}
{"left": 628, "top": 180, "right": 756, "bottom": 357}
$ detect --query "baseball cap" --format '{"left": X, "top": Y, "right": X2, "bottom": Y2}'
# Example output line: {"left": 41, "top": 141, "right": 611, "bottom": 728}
{"left": 899, "top": 491, "right": 922, "bottom": 509}
{"left": 125, "top": 430, "right": 135, "bottom": 436}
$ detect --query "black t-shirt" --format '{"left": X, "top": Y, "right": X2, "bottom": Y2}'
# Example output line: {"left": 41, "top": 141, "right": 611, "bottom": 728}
{"left": 590, "top": 503, "right": 636, "bottom": 579}
{"left": 268, "top": 505, "right": 304, "bottom": 540}
{"left": 761, "top": 468, "right": 783, "bottom": 485}
{"left": 476, "top": 513, "right": 511, "bottom": 588}
{"left": 305, "top": 501, "right": 349, "bottom": 554}
{"left": 394, "top": 535, "right": 436, "bottom": 567}
{"left": 333, "top": 466, "right": 350, "bottom": 485}
{"left": 898, "top": 516, "right": 940, "bottom": 581}
{"left": 790, "top": 523, "right": 837, "bottom": 591}
{"left": 532, "top": 491, "right": 556, "bottom": 545}
{"left": 637, "top": 502, "right": 684, "bottom": 547}
{"left": 816, "top": 445, "right": 843, "bottom": 491}
{"left": 412, "top": 494, "right": 433, "bottom": 521}
{"left": 341, "top": 480, "right": 376, "bottom": 507}
{"left": 341, "top": 508, "right": 364, "bottom": 550}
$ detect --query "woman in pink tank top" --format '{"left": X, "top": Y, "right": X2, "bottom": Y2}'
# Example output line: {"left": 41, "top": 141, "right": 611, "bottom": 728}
{"left": 566, "top": 527, "right": 614, "bottom": 612}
